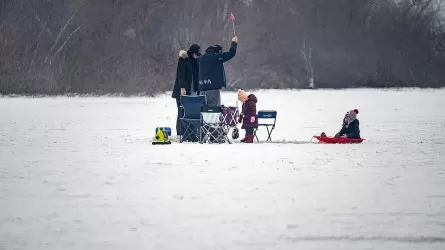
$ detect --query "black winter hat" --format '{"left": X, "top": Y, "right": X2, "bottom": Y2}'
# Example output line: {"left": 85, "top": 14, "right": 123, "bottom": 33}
{"left": 206, "top": 45, "right": 223, "bottom": 53}
{"left": 187, "top": 44, "right": 201, "bottom": 56}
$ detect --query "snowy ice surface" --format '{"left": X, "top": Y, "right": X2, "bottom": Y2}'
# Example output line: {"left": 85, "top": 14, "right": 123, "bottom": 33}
{"left": 1, "top": 88, "right": 445, "bottom": 250}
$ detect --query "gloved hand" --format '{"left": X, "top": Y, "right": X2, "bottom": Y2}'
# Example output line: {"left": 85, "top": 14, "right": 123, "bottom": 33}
{"left": 250, "top": 116, "right": 255, "bottom": 123}
{"left": 238, "top": 114, "right": 243, "bottom": 123}
{"left": 232, "top": 36, "right": 238, "bottom": 43}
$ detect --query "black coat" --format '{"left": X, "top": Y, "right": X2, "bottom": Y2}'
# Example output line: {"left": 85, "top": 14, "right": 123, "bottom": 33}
{"left": 338, "top": 119, "right": 361, "bottom": 139}
{"left": 198, "top": 42, "right": 237, "bottom": 91}
{"left": 172, "top": 57, "right": 199, "bottom": 99}
{"left": 188, "top": 57, "right": 199, "bottom": 93}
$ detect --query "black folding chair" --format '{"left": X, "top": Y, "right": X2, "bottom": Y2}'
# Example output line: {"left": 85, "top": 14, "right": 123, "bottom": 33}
{"left": 254, "top": 110, "right": 277, "bottom": 142}
{"left": 179, "top": 95, "right": 206, "bottom": 142}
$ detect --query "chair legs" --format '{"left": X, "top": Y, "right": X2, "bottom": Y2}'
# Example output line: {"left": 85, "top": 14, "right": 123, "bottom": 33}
{"left": 200, "top": 124, "right": 231, "bottom": 144}
{"left": 254, "top": 129, "right": 260, "bottom": 142}
{"left": 265, "top": 126, "right": 274, "bottom": 142}
{"left": 180, "top": 120, "right": 199, "bottom": 143}
{"left": 254, "top": 126, "right": 275, "bottom": 142}
{"left": 179, "top": 122, "right": 232, "bottom": 144}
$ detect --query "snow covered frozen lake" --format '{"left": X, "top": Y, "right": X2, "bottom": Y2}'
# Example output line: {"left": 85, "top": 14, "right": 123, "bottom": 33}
{"left": 1, "top": 88, "right": 445, "bottom": 250}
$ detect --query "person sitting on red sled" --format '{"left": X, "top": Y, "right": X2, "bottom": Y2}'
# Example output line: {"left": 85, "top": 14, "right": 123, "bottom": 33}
{"left": 334, "top": 109, "right": 360, "bottom": 139}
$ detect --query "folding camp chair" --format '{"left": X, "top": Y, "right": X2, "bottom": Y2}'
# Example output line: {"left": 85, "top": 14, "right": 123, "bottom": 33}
{"left": 179, "top": 95, "right": 206, "bottom": 143}
{"left": 200, "top": 106, "right": 231, "bottom": 144}
{"left": 221, "top": 106, "right": 239, "bottom": 140}
{"left": 254, "top": 110, "right": 277, "bottom": 142}
{"left": 221, "top": 106, "right": 239, "bottom": 128}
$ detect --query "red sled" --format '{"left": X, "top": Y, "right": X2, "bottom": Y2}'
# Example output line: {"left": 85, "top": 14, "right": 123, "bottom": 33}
{"left": 313, "top": 136, "right": 364, "bottom": 144}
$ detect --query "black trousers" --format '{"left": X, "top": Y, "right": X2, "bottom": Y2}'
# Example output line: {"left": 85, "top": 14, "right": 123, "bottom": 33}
{"left": 244, "top": 128, "right": 254, "bottom": 136}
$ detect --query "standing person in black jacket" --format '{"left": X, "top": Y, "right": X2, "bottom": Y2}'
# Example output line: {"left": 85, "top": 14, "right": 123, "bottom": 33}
{"left": 186, "top": 44, "right": 201, "bottom": 96}
{"left": 198, "top": 36, "right": 238, "bottom": 106}
{"left": 171, "top": 44, "right": 201, "bottom": 136}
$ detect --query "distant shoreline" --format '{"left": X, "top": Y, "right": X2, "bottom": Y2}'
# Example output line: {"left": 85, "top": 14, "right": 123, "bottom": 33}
{"left": 1, "top": 87, "right": 444, "bottom": 98}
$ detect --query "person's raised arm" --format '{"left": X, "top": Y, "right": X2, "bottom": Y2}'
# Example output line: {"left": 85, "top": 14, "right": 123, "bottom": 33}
{"left": 219, "top": 36, "right": 238, "bottom": 62}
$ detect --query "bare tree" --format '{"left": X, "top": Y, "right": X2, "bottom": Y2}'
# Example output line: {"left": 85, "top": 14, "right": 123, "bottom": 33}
{"left": 1, "top": 0, "right": 444, "bottom": 95}
{"left": 301, "top": 38, "right": 314, "bottom": 88}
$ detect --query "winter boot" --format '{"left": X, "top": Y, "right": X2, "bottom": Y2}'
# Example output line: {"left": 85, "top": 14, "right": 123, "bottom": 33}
{"left": 240, "top": 137, "right": 247, "bottom": 142}
{"left": 245, "top": 135, "right": 254, "bottom": 143}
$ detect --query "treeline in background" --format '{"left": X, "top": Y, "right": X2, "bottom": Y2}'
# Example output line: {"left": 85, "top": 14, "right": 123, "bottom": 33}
{"left": 1, "top": 0, "right": 445, "bottom": 95}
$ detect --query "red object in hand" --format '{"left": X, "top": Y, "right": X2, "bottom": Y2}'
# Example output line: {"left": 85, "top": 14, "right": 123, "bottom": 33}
{"left": 250, "top": 116, "right": 255, "bottom": 123}
{"left": 230, "top": 12, "right": 235, "bottom": 21}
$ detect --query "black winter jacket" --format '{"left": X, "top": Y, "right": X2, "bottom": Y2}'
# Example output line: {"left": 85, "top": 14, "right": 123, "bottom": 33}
{"left": 198, "top": 42, "right": 237, "bottom": 91}
{"left": 338, "top": 119, "right": 361, "bottom": 139}
{"left": 172, "top": 56, "right": 199, "bottom": 99}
